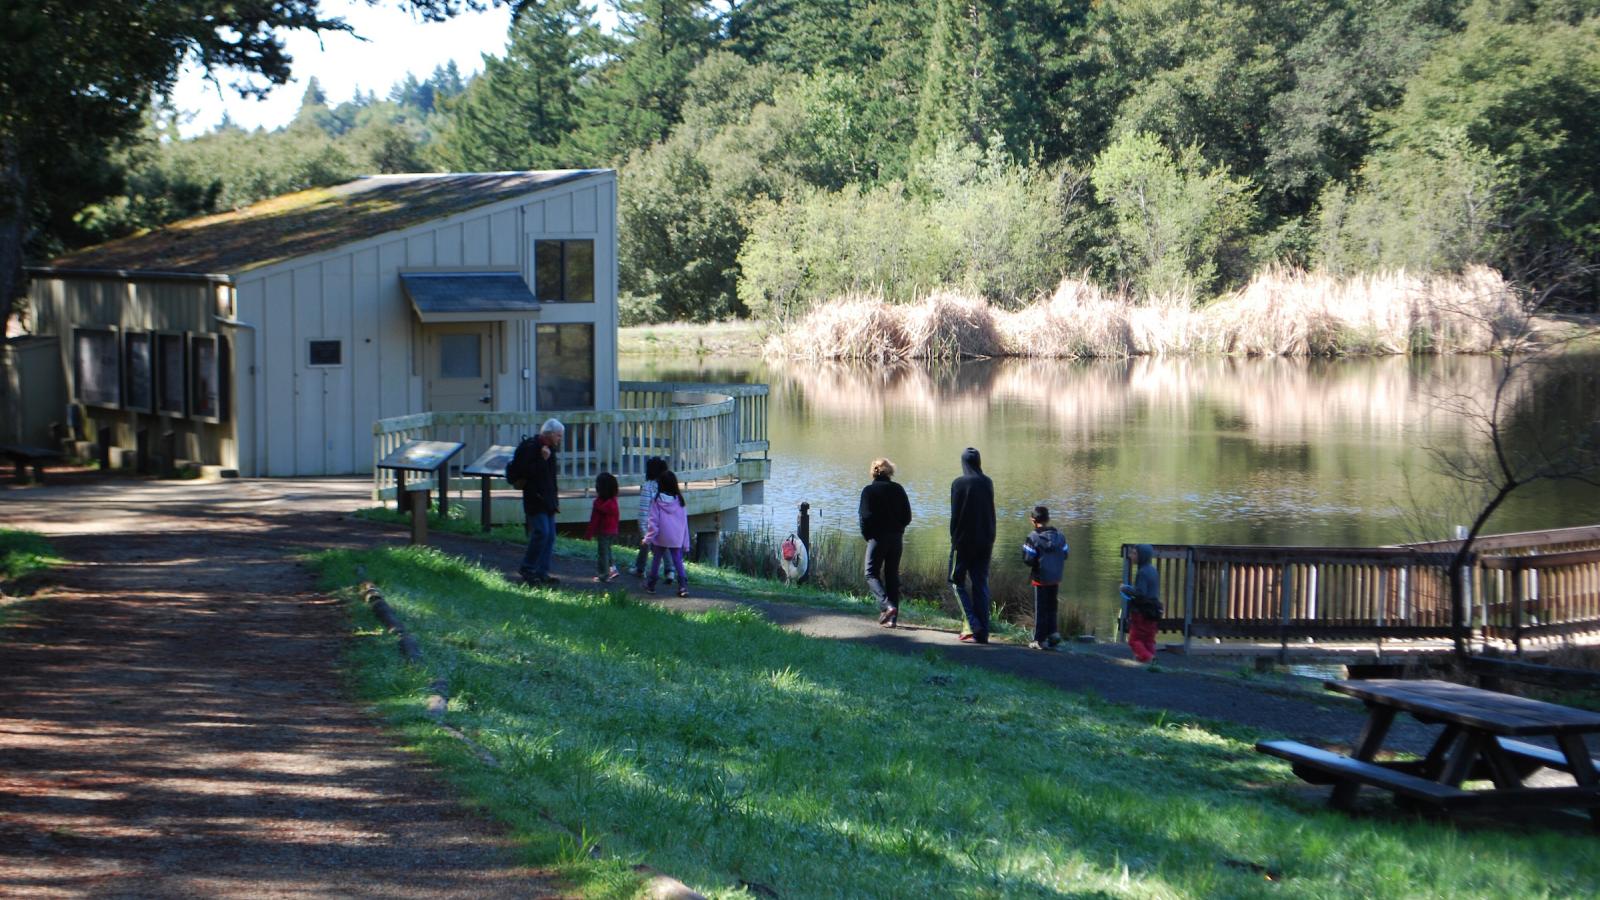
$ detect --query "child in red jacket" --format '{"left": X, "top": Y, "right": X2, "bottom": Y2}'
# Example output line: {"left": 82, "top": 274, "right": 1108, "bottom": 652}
{"left": 587, "top": 472, "right": 621, "bottom": 582}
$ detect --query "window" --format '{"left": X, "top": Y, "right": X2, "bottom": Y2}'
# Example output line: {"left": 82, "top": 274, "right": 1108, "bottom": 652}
{"left": 308, "top": 339, "right": 342, "bottom": 367}
{"left": 157, "top": 333, "right": 187, "bottom": 416}
{"left": 189, "top": 333, "right": 228, "bottom": 421}
{"left": 124, "top": 331, "right": 154, "bottom": 413}
{"left": 74, "top": 328, "right": 120, "bottom": 408}
{"left": 534, "top": 239, "right": 594, "bottom": 302}
{"left": 536, "top": 324, "right": 594, "bottom": 410}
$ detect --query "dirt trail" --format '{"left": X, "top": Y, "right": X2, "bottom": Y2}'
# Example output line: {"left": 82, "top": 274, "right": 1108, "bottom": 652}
{"left": 1, "top": 479, "right": 560, "bottom": 898}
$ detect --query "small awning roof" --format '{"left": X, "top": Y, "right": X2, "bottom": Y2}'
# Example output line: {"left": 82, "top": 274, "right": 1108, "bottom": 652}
{"left": 400, "top": 272, "right": 541, "bottom": 323}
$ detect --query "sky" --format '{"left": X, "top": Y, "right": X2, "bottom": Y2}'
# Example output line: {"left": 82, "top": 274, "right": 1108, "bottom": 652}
{"left": 170, "top": 1, "right": 549, "bottom": 138}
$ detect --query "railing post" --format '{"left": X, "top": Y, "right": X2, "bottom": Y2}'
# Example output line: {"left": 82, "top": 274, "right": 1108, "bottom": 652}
{"left": 797, "top": 502, "right": 811, "bottom": 585}
{"left": 1511, "top": 558, "right": 1524, "bottom": 658}
{"left": 1278, "top": 563, "right": 1294, "bottom": 664}
{"left": 1183, "top": 550, "right": 1196, "bottom": 654}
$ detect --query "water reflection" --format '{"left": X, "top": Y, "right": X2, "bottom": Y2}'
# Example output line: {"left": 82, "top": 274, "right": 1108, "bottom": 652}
{"left": 623, "top": 353, "right": 1600, "bottom": 635}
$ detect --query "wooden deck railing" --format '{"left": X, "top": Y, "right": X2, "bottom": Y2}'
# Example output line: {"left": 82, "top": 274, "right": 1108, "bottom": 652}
{"left": 372, "top": 381, "right": 767, "bottom": 500}
{"left": 1126, "top": 525, "right": 1600, "bottom": 652}
{"left": 1124, "top": 545, "right": 1460, "bottom": 649}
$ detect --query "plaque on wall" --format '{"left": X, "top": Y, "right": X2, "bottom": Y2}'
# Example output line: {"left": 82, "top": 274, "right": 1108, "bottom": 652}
{"left": 123, "top": 331, "right": 154, "bottom": 413}
{"left": 157, "top": 333, "right": 187, "bottom": 416}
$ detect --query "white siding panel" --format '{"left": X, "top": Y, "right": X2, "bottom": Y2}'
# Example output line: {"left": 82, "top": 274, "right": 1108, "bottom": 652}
{"left": 376, "top": 240, "right": 411, "bottom": 421}
{"left": 262, "top": 271, "right": 297, "bottom": 476}
{"left": 435, "top": 223, "right": 463, "bottom": 267}
{"left": 546, "top": 192, "right": 573, "bottom": 233}
{"left": 291, "top": 264, "right": 324, "bottom": 475}
{"left": 235, "top": 279, "right": 266, "bottom": 475}
{"left": 490, "top": 209, "right": 519, "bottom": 266}
{"left": 352, "top": 247, "right": 381, "bottom": 470}
{"left": 320, "top": 255, "right": 355, "bottom": 474}
{"left": 406, "top": 232, "right": 435, "bottom": 267}
{"left": 462, "top": 216, "right": 491, "bottom": 266}
{"left": 573, "top": 186, "right": 597, "bottom": 233}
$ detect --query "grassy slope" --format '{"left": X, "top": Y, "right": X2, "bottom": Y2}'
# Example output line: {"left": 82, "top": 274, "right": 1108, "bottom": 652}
{"left": 619, "top": 321, "right": 764, "bottom": 357}
{"left": 317, "top": 544, "right": 1600, "bottom": 900}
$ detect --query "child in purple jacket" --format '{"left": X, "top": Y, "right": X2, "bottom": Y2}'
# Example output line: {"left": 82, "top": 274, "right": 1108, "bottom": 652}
{"left": 644, "top": 470, "right": 691, "bottom": 597}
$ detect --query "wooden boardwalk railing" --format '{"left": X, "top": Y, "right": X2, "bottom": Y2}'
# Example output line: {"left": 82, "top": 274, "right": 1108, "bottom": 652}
{"left": 1124, "top": 526, "right": 1600, "bottom": 654}
{"left": 372, "top": 381, "right": 768, "bottom": 500}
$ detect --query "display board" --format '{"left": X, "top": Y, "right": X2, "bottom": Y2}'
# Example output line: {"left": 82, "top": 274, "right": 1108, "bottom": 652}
{"left": 123, "top": 331, "right": 154, "bottom": 413}
{"left": 157, "top": 333, "right": 187, "bottom": 416}
{"left": 74, "top": 328, "right": 120, "bottom": 408}
{"left": 463, "top": 444, "right": 518, "bottom": 477}
{"left": 377, "top": 440, "right": 466, "bottom": 473}
{"left": 190, "top": 334, "right": 222, "bottom": 420}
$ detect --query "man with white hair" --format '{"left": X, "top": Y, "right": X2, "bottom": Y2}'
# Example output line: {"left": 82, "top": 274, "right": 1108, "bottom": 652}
{"left": 512, "top": 417, "right": 564, "bottom": 584}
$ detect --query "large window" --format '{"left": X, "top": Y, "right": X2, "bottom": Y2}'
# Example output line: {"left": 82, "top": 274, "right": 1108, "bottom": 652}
{"left": 534, "top": 239, "right": 594, "bottom": 302}
{"left": 157, "top": 333, "right": 187, "bottom": 416}
{"left": 123, "top": 331, "right": 154, "bottom": 413}
{"left": 536, "top": 324, "right": 594, "bottom": 410}
{"left": 74, "top": 328, "right": 120, "bottom": 408}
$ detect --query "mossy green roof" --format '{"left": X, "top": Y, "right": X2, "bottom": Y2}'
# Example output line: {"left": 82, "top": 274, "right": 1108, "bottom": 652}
{"left": 47, "top": 170, "right": 608, "bottom": 277}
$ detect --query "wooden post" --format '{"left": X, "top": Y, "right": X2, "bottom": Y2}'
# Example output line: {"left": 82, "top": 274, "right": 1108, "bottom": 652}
{"left": 1511, "top": 558, "right": 1524, "bottom": 658}
{"left": 410, "top": 489, "right": 429, "bottom": 545}
{"left": 797, "top": 502, "right": 811, "bottom": 584}
{"left": 437, "top": 463, "right": 450, "bottom": 519}
{"left": 96, "top": 426, "right": 112, "bottom": 472}
{"left": 479, "top": 475, "right": 493, "bottom": 533}
{"left": 1277, "top": 563, "right": 1294, "bottom": 664}
{"left": 1182, "top": 550, "right": 1196, "bottom": 654}
{"left": 395, "top": 469, "right": 409, "bottom": 512}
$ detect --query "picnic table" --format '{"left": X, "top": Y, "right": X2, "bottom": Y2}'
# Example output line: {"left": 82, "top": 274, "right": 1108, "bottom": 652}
{"left": 1258, "top": 679, "right": 1600, "bottom": 826}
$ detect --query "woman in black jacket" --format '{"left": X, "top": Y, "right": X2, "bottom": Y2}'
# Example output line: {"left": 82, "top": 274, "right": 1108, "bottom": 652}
{"left": 859, "top": 457, "right": 913, "bottom": 627}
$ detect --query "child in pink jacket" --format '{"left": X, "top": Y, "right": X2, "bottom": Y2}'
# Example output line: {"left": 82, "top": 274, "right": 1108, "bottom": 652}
{"left": 645, "top": 470, "right": 691, "bottom": 597}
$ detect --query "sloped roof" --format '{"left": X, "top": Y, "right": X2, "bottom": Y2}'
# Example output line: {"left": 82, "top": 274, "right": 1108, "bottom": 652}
{"left": 45, "top": 170, "right": 609, "bottom": 277}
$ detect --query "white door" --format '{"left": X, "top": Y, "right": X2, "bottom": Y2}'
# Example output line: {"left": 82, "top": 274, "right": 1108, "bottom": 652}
{"left": 426, "top": 325, "right": 495, "bottom": 412}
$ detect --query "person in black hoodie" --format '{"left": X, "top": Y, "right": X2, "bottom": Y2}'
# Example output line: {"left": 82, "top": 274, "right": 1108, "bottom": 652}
{"left": 948, "top": 447, "right": 996, "bottom": 643}
{"left": 858, "top": 457, "right": 913, "bottom": 627}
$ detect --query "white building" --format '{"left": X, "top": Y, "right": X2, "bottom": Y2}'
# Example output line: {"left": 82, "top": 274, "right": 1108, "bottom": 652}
{"left": 25, "top": 170, "right": 619, "bottom": 476}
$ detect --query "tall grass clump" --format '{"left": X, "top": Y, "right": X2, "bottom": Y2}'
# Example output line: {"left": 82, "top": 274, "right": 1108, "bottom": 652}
{"left": 769, "top": 267, "right": 1527, "bottom": 360}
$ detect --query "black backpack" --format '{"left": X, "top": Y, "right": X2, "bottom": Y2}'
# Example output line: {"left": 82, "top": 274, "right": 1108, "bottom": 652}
{"left": 505, "top": 435, "right": 538, "bottom": 490}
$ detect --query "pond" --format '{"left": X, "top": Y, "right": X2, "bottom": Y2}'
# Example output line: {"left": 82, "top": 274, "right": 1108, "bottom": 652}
{"left": 622, "top": 352, "right": 1600, "bottom": 637}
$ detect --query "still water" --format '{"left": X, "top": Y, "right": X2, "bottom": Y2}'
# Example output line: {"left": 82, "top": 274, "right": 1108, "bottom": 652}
{"left": 623, "top": 353, "right": 1600, "bottom": 635}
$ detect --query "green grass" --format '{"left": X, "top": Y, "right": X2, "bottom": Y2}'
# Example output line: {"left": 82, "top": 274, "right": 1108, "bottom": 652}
{"left": 352, "top": 506, "right": 997, "bottom": 639}
{"left": 317, "top": 544, "right": 1600, "bottom": 899}
{"left": 0, "top": 529, "right": 60, "bottom": 628}
{"left": 619, "top": 320, "right": 763, "bottom": 357}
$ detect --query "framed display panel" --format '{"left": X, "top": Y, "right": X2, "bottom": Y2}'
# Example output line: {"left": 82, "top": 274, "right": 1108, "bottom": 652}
{"left": 123, "top": 331, "right": 155, "bottom": 413}
{"left": 188, "top": 333, "right": 229, "bottom": 423}
{"left": 156, "top": 332, "right": 188, "bottom": 417}
{"left": 73, "top": 327, "right": 121, "bottom": 409}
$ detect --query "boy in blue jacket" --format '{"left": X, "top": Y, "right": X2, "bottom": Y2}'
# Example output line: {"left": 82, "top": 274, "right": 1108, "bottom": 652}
{"left": 1021, "top": 506, "right": 1069, "bottom": 651}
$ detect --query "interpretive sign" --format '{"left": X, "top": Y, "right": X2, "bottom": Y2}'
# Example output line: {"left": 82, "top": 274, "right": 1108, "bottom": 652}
{"left": 463, "top": 444, "right": 517, "bottom": 477}
{"left": 378, "top": 440, "right": 466, "bottom": 473}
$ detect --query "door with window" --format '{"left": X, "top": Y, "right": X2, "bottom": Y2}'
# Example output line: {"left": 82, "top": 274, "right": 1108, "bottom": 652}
{"left": 426, "top": 324, "right": 495, "bottom": 412}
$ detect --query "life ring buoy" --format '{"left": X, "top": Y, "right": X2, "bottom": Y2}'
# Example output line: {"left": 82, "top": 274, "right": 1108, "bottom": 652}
{"left": 777, "top": 533, "right": 809, "bottom": 581}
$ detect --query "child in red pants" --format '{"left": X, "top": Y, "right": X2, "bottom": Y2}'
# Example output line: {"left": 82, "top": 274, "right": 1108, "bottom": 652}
{"left": 1120, "top": 543, "right": 1162, "bottom": 663}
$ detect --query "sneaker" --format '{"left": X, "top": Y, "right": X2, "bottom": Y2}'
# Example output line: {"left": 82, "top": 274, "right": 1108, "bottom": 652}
{"left": 645, "top": 582, "right": 657, "bottom": 594}
{"left": 676, "top": 588, "right": 688, "bottom": 598}
{"left": 975, "top": 634, "right": 989, "bottom": 644}
{"left": 958, "top": 633, "right": 976, "bottom": 643}
{"left": 1028, "top": 640, "right": 1043, "bottom": 650}
{"left": 1046, "top": 633, "right": 1063, "bottom": 648}
{"left": 878, "top": 608, "right": 895, "bottom": 626}
{"left": 592, "top": 575, "right": 605, "bottom": 583}
{"left": 606, "top": 566, "right": 620, "bottom": 582}
{"left": 540, "top": 574, "right": 560, "bottom": 585}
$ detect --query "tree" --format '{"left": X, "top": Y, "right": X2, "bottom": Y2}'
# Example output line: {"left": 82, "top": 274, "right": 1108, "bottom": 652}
{"left": 1, "top": 0, "right": 510, "bottom": 332}
{"left": 432, "top": 0, "right": 601, "bottom": 171}
{"left": 1423, "top": 278, "right": 1600, "bottom": 657}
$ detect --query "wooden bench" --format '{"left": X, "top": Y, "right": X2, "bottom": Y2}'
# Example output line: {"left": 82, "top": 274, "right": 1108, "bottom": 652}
{"left": 0, "top": 445, "right": 65, "bottom": 484}
{"left": 1257, "top": 740, "right": 1468, "bottom": 806}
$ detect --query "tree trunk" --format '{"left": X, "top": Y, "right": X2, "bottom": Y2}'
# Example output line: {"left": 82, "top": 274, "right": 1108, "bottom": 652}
{"left": 1448, "top": 483, "right": 1517, "bottom": 659}
{"left": 0, "top": 139, "right": 30, "bottom": 334}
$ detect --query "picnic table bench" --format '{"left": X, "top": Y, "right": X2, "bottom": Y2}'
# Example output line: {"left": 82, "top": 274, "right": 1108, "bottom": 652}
{"left": 1257, "top": 679, "right": 1600, "bottom": 826}
{"left": 1, "top": 444, "right": 65, "bottom": 483}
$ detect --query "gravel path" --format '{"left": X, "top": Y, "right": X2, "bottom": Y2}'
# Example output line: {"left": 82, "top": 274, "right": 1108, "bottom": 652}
{"left": 0, "top": 479, "right": 562, "bottom": 899}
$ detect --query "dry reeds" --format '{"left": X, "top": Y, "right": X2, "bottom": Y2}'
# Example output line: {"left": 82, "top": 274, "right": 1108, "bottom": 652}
{"left": 767, "top": 266, "right": 1527, "bottom": 361}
